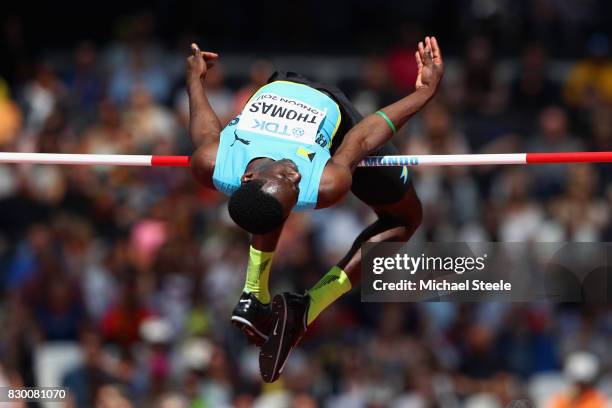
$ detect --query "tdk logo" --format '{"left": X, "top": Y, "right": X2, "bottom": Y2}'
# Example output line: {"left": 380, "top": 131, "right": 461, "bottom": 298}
{"left": 252, "top": 119, "right": 302, "bottom": 137}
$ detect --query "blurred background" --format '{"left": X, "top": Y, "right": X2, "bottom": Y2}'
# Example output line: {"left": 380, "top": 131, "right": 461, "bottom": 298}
{"left": 0, "top": 1, "right": 611, "bottom": 407}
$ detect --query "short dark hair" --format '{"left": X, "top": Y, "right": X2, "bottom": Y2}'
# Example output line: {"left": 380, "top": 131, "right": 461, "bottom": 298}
{"left": 228, "top": 180, "right": 285, "bottom": 234}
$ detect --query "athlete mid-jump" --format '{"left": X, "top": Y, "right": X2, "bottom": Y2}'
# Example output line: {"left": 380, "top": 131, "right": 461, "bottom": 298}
{"left": 187, "top": 37, "right": 444, "bottom": 382}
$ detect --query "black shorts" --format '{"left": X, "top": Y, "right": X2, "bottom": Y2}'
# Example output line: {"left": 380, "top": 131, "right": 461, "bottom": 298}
{"left": 268, "top": 71, "right": 411, "bottom": 206}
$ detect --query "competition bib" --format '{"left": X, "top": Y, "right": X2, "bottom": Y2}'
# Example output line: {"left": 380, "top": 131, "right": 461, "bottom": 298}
{"left": 237, "top": 93, "right": 326, "bottom": 145}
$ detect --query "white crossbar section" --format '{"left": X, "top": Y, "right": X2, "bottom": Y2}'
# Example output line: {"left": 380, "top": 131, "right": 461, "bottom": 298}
{"left": 358, "top": 153, "right": 527, "bottom": 167}
{"left": 0, "top": 153, "right": 153, "bottom": 166}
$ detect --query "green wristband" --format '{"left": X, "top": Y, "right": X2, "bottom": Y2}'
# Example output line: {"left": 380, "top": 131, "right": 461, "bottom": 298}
{"left": 375, "top": 111, "right": 397, "bottom": 134}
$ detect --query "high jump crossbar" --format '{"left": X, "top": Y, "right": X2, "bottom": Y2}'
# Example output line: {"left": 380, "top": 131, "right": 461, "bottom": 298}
{"left": 0, "top": 152, "right": 611, "bottom": 167}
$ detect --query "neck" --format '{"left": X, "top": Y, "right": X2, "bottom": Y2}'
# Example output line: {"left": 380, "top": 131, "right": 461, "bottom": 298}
{"left": 246, "top": 157, "right": 274, "bottom": 172}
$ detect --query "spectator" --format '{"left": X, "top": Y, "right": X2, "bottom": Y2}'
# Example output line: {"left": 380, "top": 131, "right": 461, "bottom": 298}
{"left": 202, "top": 63, "right": 234, "bottom": 125}
{"left": 80, "top": 98, "right": 133, "bottom": 155}
{"left": 123, "top": 86, "right": 178, "bottom": 152}
{"left": 62, "top": 327, "right": 121, "bottom": 407}
{"left": 353, "top": 57, "right": 397, "bottom": 116}
{"left": 406, "top": 103, "right": 478, "bottom": 228}
{"left": 108, "top": 47, "right": 171, "bottom": 106}
{"left": 232, "top": 60, "right": 273, "bottom": 115}
{"left": 547, "top": 351, "right": 608, "bottom": 408}
{"left": 20, "top": 62, "right": 66, "bottom": 134}
{"left": 64, "top": 41, "right": 105, "bottom": 117}
{"left": 510, "top": 42, "right": 560, "bottom": 130}
{"left": 21, "top": 249, "right": 85, "bottom": 341}
{"left": 549, "top": 165, "right": 609, "bottom": 241}
{"left": 174, "top": 62, "right": 234, "bottom": 134}
{"left": 527, "top": 106, "right": 584, "bottom": 199}
{"left": 564, "top": 34, "right": 612, "bottom": 110}
{"left": 0, "top": 77, "right": 22, "bottom": 146}
{"left": 494, "top": 168, "right": 545, "bottom": 242}
{"left": 386, "top": 23, "right": 420, "bottom": 95}
{"left": 461, "top": 36, "right": 498, "bottom": 113}
{"left": 100, "top": 277, "right": 153, "bottom": 347}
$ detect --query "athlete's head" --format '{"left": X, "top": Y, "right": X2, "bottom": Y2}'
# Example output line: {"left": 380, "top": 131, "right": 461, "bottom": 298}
{"left": 228, "top": 159, "right": 301, "bottom": 234}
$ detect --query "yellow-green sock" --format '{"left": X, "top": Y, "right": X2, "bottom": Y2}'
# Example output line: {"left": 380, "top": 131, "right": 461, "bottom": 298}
{"left": 243, "top": 246, "right": 274, "bottom": 304}
{"left": 306, "top": 266, "right": 352, "bottom": 325}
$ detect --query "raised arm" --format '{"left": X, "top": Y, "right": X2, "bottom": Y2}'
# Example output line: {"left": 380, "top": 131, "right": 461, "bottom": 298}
{"left": 332, "top": 36, "right": 444, "bottom": 170}
{"left": 186, "top": 43, "right": 222, "bottom": 147}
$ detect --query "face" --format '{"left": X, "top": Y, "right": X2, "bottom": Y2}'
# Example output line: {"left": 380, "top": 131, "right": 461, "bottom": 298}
{"left": 241, "top": 159, "right": 301, "bottom": 218}
{"left": 540, "top": 106, "right": 567, "bottom": 139}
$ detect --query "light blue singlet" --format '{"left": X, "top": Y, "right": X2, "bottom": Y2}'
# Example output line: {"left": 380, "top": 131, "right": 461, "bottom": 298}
{"left": 213, "top": 81, "right": 341, "bottom": 210}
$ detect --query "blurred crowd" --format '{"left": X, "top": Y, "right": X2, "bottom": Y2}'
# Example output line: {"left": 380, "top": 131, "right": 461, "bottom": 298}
{"left": 0, "top": 9, "right": 612, "bottom": 408}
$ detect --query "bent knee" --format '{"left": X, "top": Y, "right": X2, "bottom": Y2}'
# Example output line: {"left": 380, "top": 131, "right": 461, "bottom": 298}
{"left": 398, "top": 193, "right": 423, "bottom": 231}
{"left": 385, "top": 196, "right": 423, "bottom": 241}
{"left": 407, "top": 195, "right": 423, "bottom": 230}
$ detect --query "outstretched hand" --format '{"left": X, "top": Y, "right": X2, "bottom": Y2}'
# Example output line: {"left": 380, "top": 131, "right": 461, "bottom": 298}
{"left": 186, "top": 43, "right": 219, "bottom": 81}
{"left": 415, "top": 36, "right": 444, "bottom": 95}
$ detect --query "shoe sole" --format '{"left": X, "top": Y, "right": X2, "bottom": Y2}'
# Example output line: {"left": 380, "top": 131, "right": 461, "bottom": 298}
{"left": 231, "top": 316, "right": 268, "bottom": 347}
{"left": 259, "top": 294, "right": 288, "bottom": 383}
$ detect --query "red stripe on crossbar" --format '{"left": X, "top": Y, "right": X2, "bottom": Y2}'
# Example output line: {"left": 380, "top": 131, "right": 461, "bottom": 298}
{"left": 151, "top": 156, "right": 191, "bottom": 167}
{"left": 526, "top": 152, "right": 612, "bottom": 164}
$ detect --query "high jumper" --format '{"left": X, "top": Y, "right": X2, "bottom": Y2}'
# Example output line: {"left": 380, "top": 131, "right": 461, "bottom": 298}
{"left": 185, "top": 37, "right": 443, "bottom": 383}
